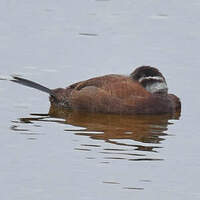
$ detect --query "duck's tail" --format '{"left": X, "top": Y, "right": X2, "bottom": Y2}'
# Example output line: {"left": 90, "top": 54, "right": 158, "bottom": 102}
{"left": 11, "top": 76, "right": 56, "bottom": 97}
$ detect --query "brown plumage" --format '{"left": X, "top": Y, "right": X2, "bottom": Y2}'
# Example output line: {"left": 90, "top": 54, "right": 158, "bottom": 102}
{"left": 12, "top": 66, "right": 181, "bottom": 115}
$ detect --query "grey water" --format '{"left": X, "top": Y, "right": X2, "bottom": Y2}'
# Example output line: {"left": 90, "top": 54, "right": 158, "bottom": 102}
{"left": 0, "top": 0, "right": 200, "bottom": 199}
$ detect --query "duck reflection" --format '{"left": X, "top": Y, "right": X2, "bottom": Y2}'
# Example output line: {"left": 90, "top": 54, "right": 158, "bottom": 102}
{"left": 49, "top": 106, "right": 180, "bottom": 152}
{"left": 17, "top": 106, "right": 180, "bottom": 161}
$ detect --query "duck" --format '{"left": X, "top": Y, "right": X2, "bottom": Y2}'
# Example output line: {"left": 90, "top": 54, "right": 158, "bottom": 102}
{"left": 12, "top": 66, "right": 181, "bottom": 115}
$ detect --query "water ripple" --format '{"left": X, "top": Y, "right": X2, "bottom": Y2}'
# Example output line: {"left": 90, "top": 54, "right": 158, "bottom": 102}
{"left": 10, "top": 105, "right": 180, "bottom": 162}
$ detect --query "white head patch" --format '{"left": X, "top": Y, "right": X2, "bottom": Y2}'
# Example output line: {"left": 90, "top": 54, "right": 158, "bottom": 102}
{"left": 139, "top": 76, "right": 168, "bottom": 94}
{"left": 138, "top": 76, "right": 164, "bottom": 83}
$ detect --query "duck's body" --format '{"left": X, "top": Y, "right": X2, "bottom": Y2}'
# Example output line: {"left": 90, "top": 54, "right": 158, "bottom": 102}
{"left": 12, "top": 66, "right": 181, "bottom": 115}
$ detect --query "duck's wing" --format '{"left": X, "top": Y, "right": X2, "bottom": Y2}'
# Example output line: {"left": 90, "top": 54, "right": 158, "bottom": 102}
{"left": 70, "top": 74, "right": 150, "bottom": 98}
{"left": 68, "top": 75, "right": 152, "bottom": 114}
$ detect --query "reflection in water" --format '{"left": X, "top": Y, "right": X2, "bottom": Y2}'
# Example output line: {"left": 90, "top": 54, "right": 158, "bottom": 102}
{"left": 11, "top": 105, "right": 180, "bottom": 162}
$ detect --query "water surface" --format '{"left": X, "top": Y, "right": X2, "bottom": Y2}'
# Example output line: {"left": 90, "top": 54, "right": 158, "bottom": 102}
{"left": 0, "top": 0, "right": 200, "bottom": 200}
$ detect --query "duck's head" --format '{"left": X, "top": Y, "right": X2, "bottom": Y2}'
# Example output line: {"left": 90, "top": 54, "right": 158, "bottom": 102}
{"left": 130, "top": 66, "right": 168, "bottom": 95}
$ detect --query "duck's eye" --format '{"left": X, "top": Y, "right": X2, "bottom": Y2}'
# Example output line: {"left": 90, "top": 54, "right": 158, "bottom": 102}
{"left": 140, "top": 73, "right": 149, "bottom": 80}
{"left": 142, "top": 74, "right": 147, "bottom": 78}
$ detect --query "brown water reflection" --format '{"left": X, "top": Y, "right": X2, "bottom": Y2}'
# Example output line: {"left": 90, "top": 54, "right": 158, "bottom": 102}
{"left": 16, "top": 106, "right": 180, "bottom": 162}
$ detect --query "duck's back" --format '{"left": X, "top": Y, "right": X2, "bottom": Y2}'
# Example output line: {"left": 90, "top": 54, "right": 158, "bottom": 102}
{"left": 61, "top": 74, "right": 170, "bottom": 114}
{"left": 70, "top": 74, "right": 150, "bottom": 98}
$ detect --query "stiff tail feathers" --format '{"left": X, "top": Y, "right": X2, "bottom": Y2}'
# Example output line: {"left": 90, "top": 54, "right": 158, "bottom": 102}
{"left": 11, "top": 76, "right": 56, "bottom": 97}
